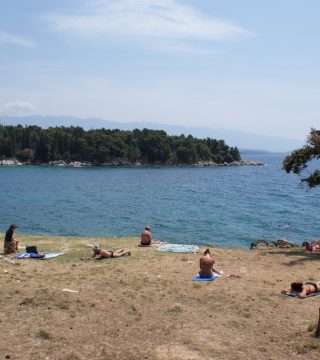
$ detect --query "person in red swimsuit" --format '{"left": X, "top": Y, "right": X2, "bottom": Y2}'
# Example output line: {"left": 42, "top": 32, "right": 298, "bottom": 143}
{"left": 281, "top": 281, "right": 320, "bottom": 298}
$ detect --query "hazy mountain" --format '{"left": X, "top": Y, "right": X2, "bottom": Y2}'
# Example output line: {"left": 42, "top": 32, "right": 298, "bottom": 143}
{"left": 0, "top": 115, "right": 303, "bottom": 152}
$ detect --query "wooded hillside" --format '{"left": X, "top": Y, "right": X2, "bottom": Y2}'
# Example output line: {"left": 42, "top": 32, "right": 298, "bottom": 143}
{"left": 0, "top": 124, "right": 241, "bottom": 165}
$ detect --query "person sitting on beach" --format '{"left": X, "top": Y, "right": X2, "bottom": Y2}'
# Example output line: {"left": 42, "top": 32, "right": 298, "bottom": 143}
{"left": 305, "top": 242, "right": 320, "bottom": 252}
{"left": 4, "top": 224, "right": 19, "bottom": 255}
{"left": 199, "top": 249, "right": 221, "bottom": 277}
{"left": 281, "top": 281, "right": 320, "bottom": 298}
{"left": 82, "top": 244, "right": 131, "bottom": 260}
{"left": 311, "top": 240, "right": 320, "bottom": 252}
{"left": 140, "top": 226, "right": 160, "bottom": 246}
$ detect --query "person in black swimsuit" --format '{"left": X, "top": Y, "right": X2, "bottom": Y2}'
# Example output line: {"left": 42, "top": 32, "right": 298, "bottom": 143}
{"left": 281, "top": 281, "right": 320, "bottom": 298}
{"left": 140, "top": 226, "right": 160, "bottom": 246}
{"left": 82, "top": 244, "right": 131, "bottom": 260}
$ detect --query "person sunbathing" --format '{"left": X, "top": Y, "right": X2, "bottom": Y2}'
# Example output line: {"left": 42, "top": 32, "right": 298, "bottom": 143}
{"left": 140, "top": 226, "right": 160, "bottom": 246}
{"left": 82, "top": 244, "right": 131, "bottom": 260}
{"left": 199, "top": 249, "right": 221, "bottom": 277}
{"left": 281, "top": 281, "right": 320, "bottom": 298}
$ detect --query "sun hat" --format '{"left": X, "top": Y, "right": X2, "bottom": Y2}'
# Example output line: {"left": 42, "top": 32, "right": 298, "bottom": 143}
{"left": 93, "top": 243, "right": 100, "bottom": 249}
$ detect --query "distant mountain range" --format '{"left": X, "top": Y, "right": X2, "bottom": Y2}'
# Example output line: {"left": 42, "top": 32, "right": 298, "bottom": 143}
{"left": 0, "top": 115, "right": 304, "bottom": 153}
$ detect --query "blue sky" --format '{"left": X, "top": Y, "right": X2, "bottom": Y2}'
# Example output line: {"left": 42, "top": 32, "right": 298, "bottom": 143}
{"left": 0, "top": 0, "right": 319, "bottom": 140}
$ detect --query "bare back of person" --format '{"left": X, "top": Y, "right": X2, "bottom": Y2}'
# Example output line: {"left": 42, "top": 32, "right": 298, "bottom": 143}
{"left": 199, "top": 255, "right": 215, "bottom": 277}
{"left": 304, "top": 281, "right": 320, "bottom": 295}
{"left": 140, "top": 226, "right": 160, "bottom": 246}
{"left": 140, "top": 230, "right": 152, "bottom": 246}
{"left": 97, "top": 248, "right": 111, "bottom": 259}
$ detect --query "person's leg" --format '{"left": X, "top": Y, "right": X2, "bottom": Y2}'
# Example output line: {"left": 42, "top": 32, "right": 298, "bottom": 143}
{"left": 121, "top": 248, "right": 131, "bottom": 256}
{"left": 113, "top": 249, "right": 131, "bottom": 257}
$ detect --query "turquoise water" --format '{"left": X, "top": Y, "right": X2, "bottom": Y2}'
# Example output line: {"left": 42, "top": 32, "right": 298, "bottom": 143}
{"left": 1, "top": 154, "right": 319, "bottom": 248}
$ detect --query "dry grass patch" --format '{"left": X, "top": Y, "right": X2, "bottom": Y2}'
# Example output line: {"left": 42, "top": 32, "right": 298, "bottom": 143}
{"left": 1, "top": 235, "right": 320, "bottom": 359}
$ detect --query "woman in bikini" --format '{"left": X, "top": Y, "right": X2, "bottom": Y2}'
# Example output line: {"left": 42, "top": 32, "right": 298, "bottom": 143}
{"left": 82, "top": 244, "right": 131, "bottom": 260}
{"left": 281, "top": 281, "right": 320, "bottom": 298}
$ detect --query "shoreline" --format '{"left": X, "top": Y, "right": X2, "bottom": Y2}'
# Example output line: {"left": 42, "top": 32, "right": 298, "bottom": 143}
{"left": 0, "top": 233, "right": 306, "bottom": 251}
{"left": 0, "top": 158, "right": 265, "bottom": 168}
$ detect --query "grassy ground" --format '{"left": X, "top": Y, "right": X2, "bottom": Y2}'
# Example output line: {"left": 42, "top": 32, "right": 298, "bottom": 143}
{"left": 1, "top": 234, "right": 320, "bottom": 360}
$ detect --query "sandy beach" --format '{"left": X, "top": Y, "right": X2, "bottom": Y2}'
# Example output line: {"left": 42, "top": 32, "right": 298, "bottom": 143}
{"left": 1, "top": 234, "right": 320, "bottom": 360}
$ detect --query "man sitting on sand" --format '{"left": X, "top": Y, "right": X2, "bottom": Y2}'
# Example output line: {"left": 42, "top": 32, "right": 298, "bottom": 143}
{"left": 4, "top": 224, "right": 19, "bottom": 255}
{"left": 281, "top": 281, "right": 320, "bottom": 298}
{"left": 199, "top": 249, "right": 221, "bottom": 277}
{"left": 140, "top": 226, "right": 160, "bottom": 246}
{"left": 82, "top": 244, "right": 131, "bottom": 260}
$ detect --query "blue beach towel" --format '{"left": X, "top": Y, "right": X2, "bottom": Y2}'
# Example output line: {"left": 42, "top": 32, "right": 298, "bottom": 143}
{"left": 285, "top": 291, "right": 320, "bottom": 298}
{"left": 44, "top": 252, "right": 64, "bottom": 259}
{"left": 192, "top": 273, "right": 221, "bottom": 281}
{"left": 157, "top": 244, "right": 199, "bottom": 253}
{"left": 15, "top": 252, "right": 64, "bottom": 260}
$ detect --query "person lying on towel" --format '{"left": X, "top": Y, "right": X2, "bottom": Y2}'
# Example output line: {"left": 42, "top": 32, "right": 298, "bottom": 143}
{"left": 199, "top": 249, "right": 221, "bottom": 277}
{"left": 82, "top": 244, "right": 131, "bottom": 260}
{"left": 140, "top": 226, "right": 160, "bottom": 246}
{"left": 281, "top": 281, "right": 320, "bottom": 298}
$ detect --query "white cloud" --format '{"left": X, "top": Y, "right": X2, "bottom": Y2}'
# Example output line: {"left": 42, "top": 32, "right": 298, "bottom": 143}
{"left": 0, "top": 31, "right": 37, "bottom": 48}
{"left": 0, "top": 102, "right": 37, "bottom": 116}
{"left": 45, "top": 0, "right": 252, "bottom": 44}
{"left": 147, "top": 39, "right": 221, "bottom": 55}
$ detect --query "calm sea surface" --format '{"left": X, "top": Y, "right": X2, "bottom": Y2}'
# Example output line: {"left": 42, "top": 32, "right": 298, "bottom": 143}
{"left": 0, "top": 154, "right": 319, "bottom": 248}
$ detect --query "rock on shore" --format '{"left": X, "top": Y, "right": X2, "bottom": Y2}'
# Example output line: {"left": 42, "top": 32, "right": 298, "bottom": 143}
{"left": 0, "top": 159, "right": 22, "bottom": 166}
{"left": 250, "top": 239, "right": 295, "bottom": 249}
{"left": 193, "top": 160, "right": 264, "bottom": 167}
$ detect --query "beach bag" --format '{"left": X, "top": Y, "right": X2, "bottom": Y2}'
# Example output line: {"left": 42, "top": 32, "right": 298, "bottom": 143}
{"left": 30, "top": 253, "right": 45, "bottom": 259}
{"left": 26, "top": 246, "right": 38, "bottom": 254}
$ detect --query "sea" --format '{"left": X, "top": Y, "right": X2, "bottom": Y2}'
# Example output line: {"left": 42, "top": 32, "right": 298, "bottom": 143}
{"left": 0, "top": 154, "right": 319, "bottom": 249}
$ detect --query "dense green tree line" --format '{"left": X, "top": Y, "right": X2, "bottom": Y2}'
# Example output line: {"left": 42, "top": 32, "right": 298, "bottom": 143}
{"left": 0, "top": 124, "right": 241, "bottom": 165}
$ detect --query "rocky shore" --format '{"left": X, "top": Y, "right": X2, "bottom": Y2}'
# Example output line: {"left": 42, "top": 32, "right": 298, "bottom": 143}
{"left": 0, "top": 158, "right": 265, "bottom": 167}
{"left": 250, "top": 238, "right": 296, "bottom": 249}
{"left": 0, "top": 159, "right": 23, "bottom": 166}
{"left": 192, "top": 160, "right": 265, "bottom": 167}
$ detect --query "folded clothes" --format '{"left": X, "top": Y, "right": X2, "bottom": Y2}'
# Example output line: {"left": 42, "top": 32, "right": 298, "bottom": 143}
{"left": 227, "top": 273, "right": 241, "bottom": 279}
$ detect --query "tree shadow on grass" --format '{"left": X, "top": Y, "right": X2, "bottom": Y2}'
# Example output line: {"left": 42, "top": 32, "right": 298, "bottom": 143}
{"left": 261, "top": 249, "right": 320, "bottom": 266}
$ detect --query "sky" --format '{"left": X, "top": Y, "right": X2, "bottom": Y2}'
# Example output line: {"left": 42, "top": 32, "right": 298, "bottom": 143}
{"left": 0, "top": 0, "right": 319, "bottom": 141}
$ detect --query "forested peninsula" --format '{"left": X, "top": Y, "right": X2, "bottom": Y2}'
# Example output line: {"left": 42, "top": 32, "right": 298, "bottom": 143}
{"left": 0, "top": 124, "right": 251, "bottom": 167}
